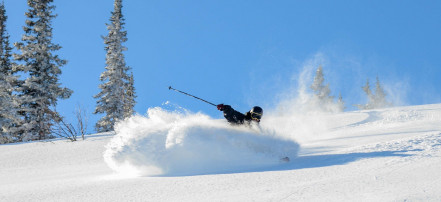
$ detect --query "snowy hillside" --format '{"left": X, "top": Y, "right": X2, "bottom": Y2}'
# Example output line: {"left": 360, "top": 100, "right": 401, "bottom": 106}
{"left": 1, "top": 104, "right": 441, "bottom": 201}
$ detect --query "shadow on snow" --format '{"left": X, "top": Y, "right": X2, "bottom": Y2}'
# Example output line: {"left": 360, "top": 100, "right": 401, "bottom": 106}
{"left": 158, "top": 149, "right": 416, "bottom": 177}
{"left": 286, "top": 150, "right": 415, "bottom": 170}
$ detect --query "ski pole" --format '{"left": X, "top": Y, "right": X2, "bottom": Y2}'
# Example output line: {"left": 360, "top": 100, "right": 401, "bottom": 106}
{"left": 168, "top": 86, "right": 217, "bottom": 107}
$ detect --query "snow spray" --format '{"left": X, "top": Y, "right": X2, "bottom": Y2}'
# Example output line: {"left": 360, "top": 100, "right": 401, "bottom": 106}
{"left": 103, "top": 106, "right": 299, "bottom": 176}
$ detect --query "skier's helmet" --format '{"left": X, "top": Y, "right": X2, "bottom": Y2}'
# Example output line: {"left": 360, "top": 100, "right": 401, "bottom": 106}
{"left": 250, "top": 106, "right": 263, "bottom": 121}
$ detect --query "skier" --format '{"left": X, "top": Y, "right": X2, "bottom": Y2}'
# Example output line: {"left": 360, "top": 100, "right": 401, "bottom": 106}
{"left": 216, "top": 104, "right": 263, "bottom": 124}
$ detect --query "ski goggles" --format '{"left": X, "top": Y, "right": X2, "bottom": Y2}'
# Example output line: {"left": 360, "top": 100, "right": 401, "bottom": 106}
{"left": 250, "top": 111, "right": 262, "bottom": 121}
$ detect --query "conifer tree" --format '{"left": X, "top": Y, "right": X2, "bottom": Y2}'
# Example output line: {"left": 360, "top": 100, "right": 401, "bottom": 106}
{"left": 13, "top": 0, "right": 72, "bottom": 141}
{"left": 0, "top": 2, "right": 19, "bottom": 143}
{"left": 123, "top": 72, "right": 136, "bottom": 118}
{"left": 310, "top": 66, "right": 343, "bottom": 112}
{"left": 311, "top": 66, "right": 333, "bottom": 102}
{"left": 374, "top": 76, "right": 388, "bottom": 107}
{"left": 94, "top": 0, "right": 136, "bottom": 132}
{"left": 361, "top": 79, "right": 374, "bottom": 109}
{"left": 337, "top": 93, "right": 345, "bottom": 112}
{"left": 357, "top": 77, "right": 391, "bottom": 110}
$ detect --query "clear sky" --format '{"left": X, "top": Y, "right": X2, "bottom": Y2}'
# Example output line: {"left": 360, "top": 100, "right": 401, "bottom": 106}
{"left": 3, "top": 0, "right": 441, "bottom": 132}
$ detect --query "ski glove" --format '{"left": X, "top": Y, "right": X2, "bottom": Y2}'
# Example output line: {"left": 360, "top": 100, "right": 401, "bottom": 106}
{"left": 217, "top": 104, "right": 225, "bottom": 111}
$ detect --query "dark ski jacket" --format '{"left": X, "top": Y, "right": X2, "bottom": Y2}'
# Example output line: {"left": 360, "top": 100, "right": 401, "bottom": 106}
{"left": 222, "top": 105, "right": 253, "bottom": 125}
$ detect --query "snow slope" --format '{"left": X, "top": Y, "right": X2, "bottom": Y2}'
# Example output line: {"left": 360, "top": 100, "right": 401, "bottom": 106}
{"left": 1, "top": 104, "right": 441, "bottom": 201}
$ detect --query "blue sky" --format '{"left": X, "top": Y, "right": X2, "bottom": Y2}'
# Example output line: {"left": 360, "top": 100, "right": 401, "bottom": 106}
{"left": 4, "top": 0, "right": 441, "bottom": 132}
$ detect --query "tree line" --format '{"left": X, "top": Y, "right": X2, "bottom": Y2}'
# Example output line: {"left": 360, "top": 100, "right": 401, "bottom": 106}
{"left": 310, "top": 66, "right": 392, "bottom": 112}
{"left": 0, "top": 0, "right": 135, "bottom": 144}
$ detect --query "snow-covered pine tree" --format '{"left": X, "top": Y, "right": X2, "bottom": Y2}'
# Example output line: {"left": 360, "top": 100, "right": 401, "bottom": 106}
{"left": 310, "top": 66, "right": 343, "bottom": 112}
{"left": 357, "top": 77, "right": 391, "bottom": 110}
{"left": 94, "top": 0, "right": 135, "bottom": 132}
{"left": 373, "top": 76, "right": 390, "bottom": 108}
{"left": 123, "top": 72, "right": 136, "bottom": 118}
{"left": 360, "top": 79, "right": 374, "bottom": 109}
{"left": 13, "top": 0, "right": 72, "bottom": 141}
{"left": 311, "top": 66, "right": 332, "bottom": 101}
{"left": 337, "top": 93, "right": 345, "bottom": 112}
{"left": 0, "top": 2, "right": 20, "bottom": 144}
